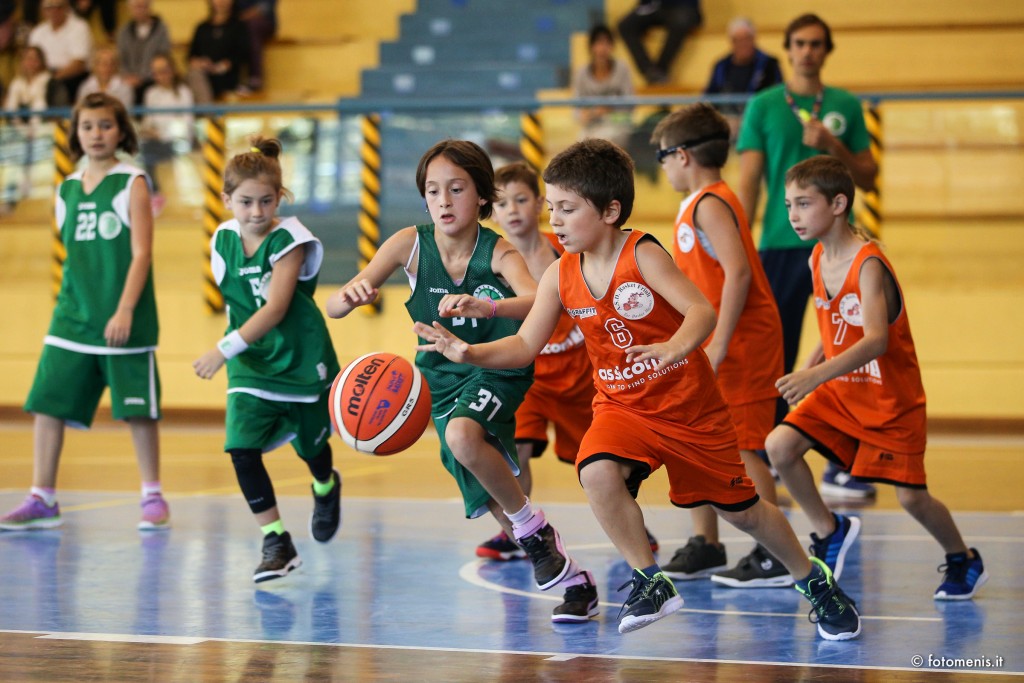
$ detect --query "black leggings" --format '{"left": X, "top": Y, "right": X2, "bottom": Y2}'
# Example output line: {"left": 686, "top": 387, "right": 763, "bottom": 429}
{"left": 229, "top": 444, "right": 334, "bottom": 515}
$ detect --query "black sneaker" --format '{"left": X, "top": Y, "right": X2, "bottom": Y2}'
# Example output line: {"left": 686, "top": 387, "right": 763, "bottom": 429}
{"left": 254, "top": 531, "right": 302, "bottom": 583}
{"left": 662, "top": 535, "right": 728, "bottom": 580}
{"left": 310, "top": 470, "right": 342, "bottom": 543}
{"left": 476, "top": 530, "right": 527, "bottom": 561}
{"left": 711, "top": 544, "right": 794, "bottom": 588}
{"left": 518, "top": 521, "right": 571, "bottom": 590}
{"left": 552, "top": 570, "right": 599, "bottom": 623}
{"left": 794, "top": 557, "right": 861, "bottom": 640}
{"left": 616, "top": 569, "right": 684, "bottom": 634}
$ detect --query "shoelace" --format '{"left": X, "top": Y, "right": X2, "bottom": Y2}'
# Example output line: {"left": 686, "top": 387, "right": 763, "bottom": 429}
{"left": 615, "top": 575, "right": 650, "bottom": 619}
{"left": 519, "top": 529, "right": 552, "bottom": 562}
{"left": 804, "top": 577, "right": 856, "bottom": 625}
{"left": 937, "top": 558, "right": 967, "bottom": 584}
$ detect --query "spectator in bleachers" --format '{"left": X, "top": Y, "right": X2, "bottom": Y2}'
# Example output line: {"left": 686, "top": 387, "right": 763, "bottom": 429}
{"left": 76, "top": 46, "right": 134, "bottom": 108}
{"left": 28, "top": 0, "right": 93, "bottom": 101}
{"left": 573, "top": 24, "right": 635, "bottom": 147}
{"left": 117, "top": 0, "right": 173, "bottom": 104}
{"left": 236, "top": 0, "right": 276, "bottom": 93}
{"left": 71, "top": 0, "right": 120, "bottom": 43}
{"left": 140, "top": 52, "right": 193, "bottom": 209}
{"left": 617, "top": 0, "right": 702, "bottom": 85}
{"left": 1, "top": 1, "right": 16, "bottom": 57}
{"left": 704, "top": 17, "right": 782, "bottom": 140}
{"left": 186, "top": 0, "right": 248, "bottom": 103}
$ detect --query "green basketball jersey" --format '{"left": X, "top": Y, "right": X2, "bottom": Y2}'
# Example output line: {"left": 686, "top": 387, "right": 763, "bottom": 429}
{"left": 211, "top": 216, "right": 340, "bottom": 399}
{"left": 47, "top": 162, "right": 158, "bottom": 352}
{"left": 405, "top": 223, "right": 533, "bottom": 413}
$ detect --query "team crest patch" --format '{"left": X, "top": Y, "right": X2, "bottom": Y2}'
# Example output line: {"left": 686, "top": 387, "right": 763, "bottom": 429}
{"left": 258, "top": 271, "right": 273, "bottom": 299}
{"left": 473, "top": 284, "right": 504, "bottom": 301}
{"left": 97, "top": 211, "right": 122, "bottom": 240}
{"left": 612, "top": 281, "right": 654, "bottom": 320}
{"left": 823, "top": 111, "right": 847, "bottom": 136}
{"left": 676, "top": 223, "right": 696, "bottom": 253}
{"left": 838, "top": 293, "right": 863, "bottom": 326}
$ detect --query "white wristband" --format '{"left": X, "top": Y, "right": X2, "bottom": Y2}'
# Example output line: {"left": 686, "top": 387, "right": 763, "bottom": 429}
{"left": 217, "top": 330, "right": 249, "bottom": 359}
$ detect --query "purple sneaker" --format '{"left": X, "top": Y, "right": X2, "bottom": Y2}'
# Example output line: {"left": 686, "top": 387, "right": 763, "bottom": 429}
{"left": 0, "top": 495, "right": 62, "bottom": 530}
{"left": 138, "top": 493, "right": 170, "bottom": 530}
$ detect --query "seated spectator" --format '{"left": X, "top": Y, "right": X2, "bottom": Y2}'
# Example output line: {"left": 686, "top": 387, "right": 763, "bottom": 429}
{"left": 573, "top": 24, "right": 635, "bottom": 147}
{"left": 28, "top": 0, "right": 92, "bottom": 101}
{"left": 140, "top": 52, "right": 193, "bottom": 210}
{"left": 704, "top": 17, "right": 782, "bottom": 138}
{"left": 236, "top": 0, "right": 276, "bottom": 92}
{"left": 71, "top": 0, "right": 119, "bottom": 43}
{"left": 117, "top": 0, "right": 173, "bottom": 104}
{"left": 76, "top": 46, "right": 134, "bottom": 108}
{"left": 186, "top": 0, "right": 248, "bottom": 103}
{"left": 617, "top": 0, "right": 702, "bottom": 85}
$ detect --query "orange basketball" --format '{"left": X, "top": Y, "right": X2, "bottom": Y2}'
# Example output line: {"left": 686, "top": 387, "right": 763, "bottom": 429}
{"left": 329, "top": 352, "right": 432, "bottom": 455}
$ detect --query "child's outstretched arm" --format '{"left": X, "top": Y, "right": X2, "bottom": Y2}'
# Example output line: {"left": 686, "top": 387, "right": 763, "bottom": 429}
{"left": 193, "top": 245, "right": 304, "bottom": 379}
{"left": 325, "top": 227, "right": 415, "bottom": 319}
{"left": 415, "top": 260, "right": 561, "bottom": 368}
{"left": 776, "top": 257, "right": 891, "bottom": 405}
{"left": 436, "top": 238, "right": 537, "bottom": 320}
{"left": 625, "top": 238, "right": 717, "bottom": 369}
{"left": 105, "top": 175, "right": 154, "bottom": 347}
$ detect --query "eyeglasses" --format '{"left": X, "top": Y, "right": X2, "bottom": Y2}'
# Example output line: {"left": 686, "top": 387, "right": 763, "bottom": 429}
{"left": 655, "top": 132, "right": 731, "bottom": 164}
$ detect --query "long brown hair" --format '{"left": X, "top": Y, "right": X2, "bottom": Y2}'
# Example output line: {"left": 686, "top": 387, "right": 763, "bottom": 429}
{"left": 69, "top": 92, "right": 139, "bottom": 161}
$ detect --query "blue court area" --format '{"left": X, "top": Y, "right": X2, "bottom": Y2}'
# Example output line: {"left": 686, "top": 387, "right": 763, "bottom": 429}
{"left": 0, "top": 490, "right": 1020, "bottom": 679}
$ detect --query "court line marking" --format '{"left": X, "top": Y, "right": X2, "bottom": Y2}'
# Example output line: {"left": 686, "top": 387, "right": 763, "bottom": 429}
{"left": 457, "top": 560, "right": 941, "bottom": 623}
{"left": 2, "top": 629, "right": 1020, "bottom": 676}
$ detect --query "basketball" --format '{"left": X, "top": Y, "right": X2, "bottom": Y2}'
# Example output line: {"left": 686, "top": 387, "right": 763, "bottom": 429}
{"left": 329, "top": 352, "right": 432, "bottom": 455}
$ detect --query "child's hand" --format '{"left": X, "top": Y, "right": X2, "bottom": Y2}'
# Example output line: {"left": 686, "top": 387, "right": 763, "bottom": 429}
{"left": 625, "top": 341, "right": 686, "bottom": 370}
{"left": 802, "top": 119, "right": 836, "bottom": 153}
{"left": 775, "top": 367, "right": 822, "bottom": 406}
{"left": 104, "top": 309, "right": 133, "bottom": 347}
{"left": 193, "top": 349, "right": 227, "bottom": 379}
{"left": 437, "top": 294, "right": 490, "bottom": 319}
{"left": 335, "top": 280, "right": 379, "bottom": 312}
{"left": 703, "top": 340, "right": 727, "bottom": 374}
{"left": 413, "top": 321, "right": 471, "bottom": 363}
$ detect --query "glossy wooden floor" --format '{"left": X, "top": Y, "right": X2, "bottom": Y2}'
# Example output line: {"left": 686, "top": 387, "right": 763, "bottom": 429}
{"left": 1, "top": 420, "right": 1022, "bottom": 682}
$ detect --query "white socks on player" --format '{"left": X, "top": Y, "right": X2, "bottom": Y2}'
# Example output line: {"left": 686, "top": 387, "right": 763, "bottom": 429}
{"left": 141, "top": 481, "right": 162, "bottom": 498}
{"left": 30, "top": 486, "right": 57, "bottom": 507}
{"left": 507, "top": 499, "right": 547, "bottom": 541}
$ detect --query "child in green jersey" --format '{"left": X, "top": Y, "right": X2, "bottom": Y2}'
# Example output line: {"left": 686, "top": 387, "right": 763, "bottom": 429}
{"left": 326, "top": 140, "right": 599, "bottom": 624}
{"left": 194, "top": 137, "right": 341, "bottom": 583}
{"left": 1, "top": 93, "right": 168, "bottom": 533}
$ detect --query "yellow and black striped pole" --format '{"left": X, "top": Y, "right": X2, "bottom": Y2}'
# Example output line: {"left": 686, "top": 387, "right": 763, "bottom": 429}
{"left": 201, "top": 117, "right": 228, "bottom": 313}
{"left": 857, "top": 100, "right": 883, "bottom": 238}
{"left": 358, "top": 113, "right": 382, "bottom": 315}
{"left": 519, "top": 111, "right": 544, "bottom": 175}
{"left": 51, "top": 119, "right": 74, "bottom": 299}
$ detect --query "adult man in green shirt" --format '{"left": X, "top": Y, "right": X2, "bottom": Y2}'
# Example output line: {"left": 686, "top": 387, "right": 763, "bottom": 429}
{"left": 736, "top": 13, "right": 878, "bottom": 498}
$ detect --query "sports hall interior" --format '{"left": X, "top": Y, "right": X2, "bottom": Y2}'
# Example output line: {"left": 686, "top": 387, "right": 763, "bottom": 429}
{"left": 0, "top": 1, "right": 1022, "bottom": 680}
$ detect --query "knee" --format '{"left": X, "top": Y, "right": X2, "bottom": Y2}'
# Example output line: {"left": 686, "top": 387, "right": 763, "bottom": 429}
{"left": 229, "top": 448, "right": 263, "bottom": 473}
{"left": 718, "top": 505, "right": 757, "bottom": 534}
{"left": 896, "top": 486, "right": 928, "bottom": 515}
{"left": 445, "top": 418, "right": 483, "bottom": 467}
{"left": 578, "top": 459, "right": 619, "bottom": 498}
{"left": 765, "top": 426, "right": 801, "bottom": 469}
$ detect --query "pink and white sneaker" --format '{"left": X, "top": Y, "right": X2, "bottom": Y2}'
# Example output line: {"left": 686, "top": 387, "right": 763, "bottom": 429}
{"left": 138, "top": 493, "right": 170, "bottom": 530}
{"left": 0, "top": 494, "right": 62, "bottom": 530}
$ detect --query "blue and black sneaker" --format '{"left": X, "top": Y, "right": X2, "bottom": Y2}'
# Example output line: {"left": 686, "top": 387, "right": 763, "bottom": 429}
{"left": 934, "top": 548, "right": 988, "bottom": 600}
{"left": 795, "top": 557, "right": 862, "bottom": 641}
{"left": 809, "top": 512, "right": 861, "bottom": 580}
{"left": 616, "top": 569, "right": 684, "bottom": 634}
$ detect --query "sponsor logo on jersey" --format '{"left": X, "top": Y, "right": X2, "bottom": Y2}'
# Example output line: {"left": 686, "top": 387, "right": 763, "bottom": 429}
{"left": 79, "top": 202, "right": 97, "bottom": 210}
{"left": 540, "top": 325, "right": 584, "bottom": 355}
{"left": 823, "top": 111, "right": 847, "bottom": 136}
{"left": 847, "top": 359, "right": 881, "bottom": 380}
{"left": 123, "top": 397, "right": 146, "bottom": 406}
{"left": 839, "top": 293, "right": 863, "bottom": 326}
{"left": 597, "top": 357, "right": 689, "bottom": 385}
{"left": 239, "top": 266, "right": 262, "bottom": 276}
{"left": 258, "top": 271, "right": 272, "bottom": 299}
{"left": 676, "top": 223, "right": 696, "bottom": 253}
{"left": 346, "top": 356, "right": 386, "bottom": 417}
{"left": 97, "top": 211, "right": 122, "bottom": 240}
{"left": 814, "top": 296, "right": 831, "bottom": 310}
{"left": 473, "top": 284, "right": 504, "bottom": 301}
{"left": 612, "top": 282, "right": 654, "bottom": 320}
{"left": 429, "top": 287, "right": 449, "bottom": 294}
{"left": 567, "top": 306, "right": 597, "bottom": 319}
{"left": 316, "top": 362, "right": 327, "bottom": 381}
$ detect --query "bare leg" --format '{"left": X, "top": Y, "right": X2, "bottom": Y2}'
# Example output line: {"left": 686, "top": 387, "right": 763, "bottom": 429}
{"left": 254, "top": 506, "right": 281, "bottom": 528}
{"left": 741, "top": 448, "right": 777, "bottom": 504}
{"left": 446, "top": 417, "right": 526, "bottom": 513}
{"left": 767, "top": 425, "right": 836, "bottom": 538}
{"left": 718, "top": 499, "right": 812, "bottom": 580}
{"left": 128, "top": 417, "right": 160, "bottom": 483}
{"left": 896, "top": 487, "right": 969, "bottom": 556}
{"left": 689, "top": 505, "right": 719, "bottom": 544}
{"left": 32, "top": 413, "right": 65, "bottom": 489}
{"left": 580, "top": 459, "right": 654, "bottom": 569}
{"left": 515, "top": 442, "right": 534, "bottom": 497}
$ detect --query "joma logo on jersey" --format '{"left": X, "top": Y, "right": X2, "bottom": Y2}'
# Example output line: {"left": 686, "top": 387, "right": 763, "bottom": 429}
{"left": 429, "top": 287, "right": 449, "bottom": 294}
{"left": 239, "top": 266, "right": 262, "bottom": 276}
{"left": 568, "top": 306, "right": 597, "bottom": 319}
{"left": 346, "top": 356, "right": 386, "bottom": 416}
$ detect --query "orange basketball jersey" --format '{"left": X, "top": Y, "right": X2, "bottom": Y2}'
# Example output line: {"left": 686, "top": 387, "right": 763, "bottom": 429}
{"left": 534, "top": 232, "right": 593, "bottom": 392}
{"left": 808, "top": 241, "right": 927, "bottom": 452}
{"left": 558, "top": 230, "right": 734, "bottom": 445}
{"left": 673, "top": 181, "right": 783, "bottom": 405}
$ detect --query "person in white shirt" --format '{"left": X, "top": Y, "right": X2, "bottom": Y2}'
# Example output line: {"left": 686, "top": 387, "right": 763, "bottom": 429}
{"left": 140, "top": 53, "right": 195, "bottom": 206}
{"left": 28, "top": 0, "right": 93, "bottom": 100}
{"left": 76, "top": 47, "right": 135, "bottom": 110}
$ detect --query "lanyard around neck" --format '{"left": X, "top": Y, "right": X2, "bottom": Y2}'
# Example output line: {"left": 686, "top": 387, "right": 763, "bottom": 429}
{"left": 784, "top": 86, "right": 823, "bottom": 123}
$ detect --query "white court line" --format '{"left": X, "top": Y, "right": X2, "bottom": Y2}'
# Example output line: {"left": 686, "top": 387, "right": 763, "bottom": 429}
{"left": 2, "top": 629, "right": 1020, "bottom": 676}
{"left": 36, "top": 632, "right": 206, "bottom": 645}
{"left": 457, "top": 560, "right": 940, "bottom": 623}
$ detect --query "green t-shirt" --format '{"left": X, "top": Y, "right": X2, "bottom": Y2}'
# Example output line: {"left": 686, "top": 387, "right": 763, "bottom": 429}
{"left": 737, "top": 84, "right": 871, "bottom": 250}
{"left": 211, "top": 216, "right": 340, "bottom": 399}
{"left": 47, "top": 163, "right": 158, "bottom": 353}
{"left": 404, "top": 224, "right": 533, "bottom": 414}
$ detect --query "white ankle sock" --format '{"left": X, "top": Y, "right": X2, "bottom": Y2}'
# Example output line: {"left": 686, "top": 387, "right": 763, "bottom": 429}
{"left": 31, "top": 487, "right": 57, "bottom": 507}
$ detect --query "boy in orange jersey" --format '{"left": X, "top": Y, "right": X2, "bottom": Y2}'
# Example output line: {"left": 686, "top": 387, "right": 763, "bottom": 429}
{"left": 769, "top": 156, "right": 987, "bottom": 600}
{"left": 414, "top": 139, "right": 861, "bottom": 640}
{"left": 651, "top": 103, "right": 792, "bottom": 587}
